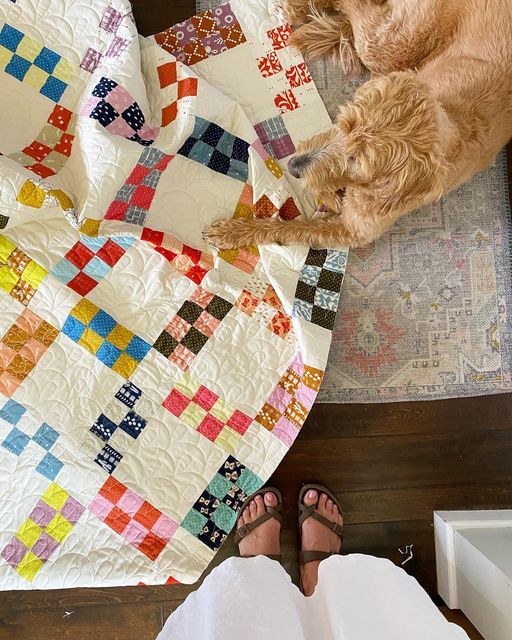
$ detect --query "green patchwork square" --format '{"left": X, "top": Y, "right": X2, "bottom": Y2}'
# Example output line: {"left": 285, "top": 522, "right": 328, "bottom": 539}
{"left": 237, "top": 468, "right": 262, "bottom": 495}
{"left": 211, "top": 502, "right": 236, "bottom": 531}
{"left": 181, "top": 509, "right": 208, "bottom": 536}
{"left": 208, "top": 473, "right": 232, "bottom": 500}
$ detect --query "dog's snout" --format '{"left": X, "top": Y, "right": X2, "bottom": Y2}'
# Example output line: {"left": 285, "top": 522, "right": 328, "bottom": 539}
{"left": 287, "top": 155, "right": 309, "bottom": 178}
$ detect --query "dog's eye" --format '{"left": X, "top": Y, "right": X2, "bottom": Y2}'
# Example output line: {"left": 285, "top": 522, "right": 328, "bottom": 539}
{"left": 348, "top": 156, "right": 356, "bottom": 163}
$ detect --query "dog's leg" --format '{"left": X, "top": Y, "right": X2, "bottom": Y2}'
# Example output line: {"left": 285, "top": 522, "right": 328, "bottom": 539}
{"left": 335, "top": 0, "right": 448, "bottom": 74}
{"left": 289, "top": 11, "right": 365, "bottom": 76}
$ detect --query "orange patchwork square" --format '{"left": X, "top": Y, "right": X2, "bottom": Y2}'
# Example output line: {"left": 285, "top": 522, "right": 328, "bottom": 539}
{"left": 104, "top": 506, "right": 131, "bottom": 535}
{"left": 255, "top": 402, "right": 281, "bottom": 430}
{"left": 162, "top": 102, "right": 178, "bottom": 127}
{"left": 157, "top": 61, "right": 178, "bottom": 88}
{"left": 99, "top": 476, "right": 127, "bottom": 504}
{"left": 134, "top": 502, "right": 160, "bottom": 529}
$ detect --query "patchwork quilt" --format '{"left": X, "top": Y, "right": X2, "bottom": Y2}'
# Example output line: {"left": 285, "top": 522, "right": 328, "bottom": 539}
{"left": 0, "top": 0, "right": 347, "bottom": 588}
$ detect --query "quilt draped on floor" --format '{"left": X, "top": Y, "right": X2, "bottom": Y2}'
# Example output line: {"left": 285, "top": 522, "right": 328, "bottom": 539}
{"left": 0, "top": 0, "right": 347, "bottom": 588}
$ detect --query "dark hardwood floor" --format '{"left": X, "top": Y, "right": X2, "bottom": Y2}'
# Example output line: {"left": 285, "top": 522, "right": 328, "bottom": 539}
{"left": 1, "top": 2, "right": 510, "bottom": 639}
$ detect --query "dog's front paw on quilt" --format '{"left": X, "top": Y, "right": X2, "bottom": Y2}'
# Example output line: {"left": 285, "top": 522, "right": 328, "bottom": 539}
{"left": 203, "top": 218, "right": 253, "bottom": 250}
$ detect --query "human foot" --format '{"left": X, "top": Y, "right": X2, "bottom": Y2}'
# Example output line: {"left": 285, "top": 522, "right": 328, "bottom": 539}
{"left": 236, "top": 492, "right": 282, "bottom": 558}
{"left": 300, "top": 489, "right": 343, "bottom": 596}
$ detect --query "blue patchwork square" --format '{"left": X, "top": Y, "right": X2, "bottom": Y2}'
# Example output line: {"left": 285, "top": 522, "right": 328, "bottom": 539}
{"left": 90, "top": 310, "right": 117, "bottom": 337}
{"left": 2, "top": 427, "right": 30, "bottom": 456}
{"left": 122, "top": 103, "right": 145, "bottom": 132}
{"left": 95, "top": 444, "right": 122, "bottom": 474}
{"left": 32, "top": 423, "right": 59, "bottom": 450}
{"left": 51, "top": 258, "right": 80, "bottom": 284}
{"left": 197, "top": 519, "right": 227, "bottom": 550}
{"left": 178, "top": 136, "right": 199, "bottom": 158}
{"left": 119, "top": 411, "right": 147, "bottom": 438}
{"left": 96, "top": 341, "right": 122, "bottom": 367}
{"left": 301, "top": 265, "right": 321, "bottom": 286}
{"left": 0, "top": 399, "right": 26, "bottom": 425}
{"left": 181, "top": 508, "right": 208, "bottom": 536}
{"left": 80, "top": 235, "right": 107, "bottom": 252}
{"left": 92, "top": 76, "right": 118, "bottom": 97}
{"left": 230, "top": 138, "right": 250, "bottom": 163}
{"left": 211, "top": 502, "right": 236, "bottom": 531}
{"left": 5, "top": 53, "right": 31, "bottom": 80}
{"left": 34, "top": 47, "right": 60, "bottom": 73}
{"left": 91, "top": 413, "right": 117, "bottom": 442}
{"left": 201, "top": 122, "right": 224, "bottom": 147}
{"left": 314, "top": 287, "right": 340, "bottom": 311}
{"left": 236, "top": 468, "right": 262, "bottom": 495}
{"left": 226, "top": 159, "right": 249, "bottom": 183}
{"left": 0, "top": 24, "right": 24, "bottom": 52}
{"left": 115, "top": 236, "right": 136, "bottom": 251}
{"left": 115, "top": 381, "right": 142, "bottom": 408}
{"left": 188, "top": 140, "right": 214, "bottom": 165}
{"left": 208, "top": 149, "right": 230, "bottom": 175}
{"left": 62, "top": 316, "right": 87, "bottom": 342}
{"left": 83, "top": 256, "right": 110, "bottom": 279}
{"left": 293, "top": 298, "right": 313, "bottom": 321}
{"left": 193, "top": 490, "right": 219, "bottom": 519}
{"left": 325, "top": 249, "right": 348, "bottom": 273}
{"left": 125, "top": 336, "right": 151, "bottom": 361}
{"left": 40, "top": 75, "right": 68, "bottom": 102}
{"left": 208, "top": 473, "right": 232, "bottom": 500}
{"left": 36, "top": 452, "right": 63, "bottom": 481}
{"left": 89, "top": 99, "right": 118, "bottom": 126}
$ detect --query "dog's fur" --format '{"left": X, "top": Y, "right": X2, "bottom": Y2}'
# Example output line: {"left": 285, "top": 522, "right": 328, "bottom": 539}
{"left": 204, "top": 0, "right": 512, "bottom": 249}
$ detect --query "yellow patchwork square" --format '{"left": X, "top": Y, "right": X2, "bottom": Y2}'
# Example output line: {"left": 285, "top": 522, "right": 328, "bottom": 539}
{"left": 0, "top": 235, "right": 16, "bottom": 261}
{"left": 52, "top": 57, "right": 76, "bottom": 83}
{"left": 107, "top": 325, "right": 133, "bottom": 350}
{"left": 0, "top": 264, "right": 18, "bottom": 294}
{"left": 16, "top": 551, "right": 44, "bottom": 582}
{"left": 42, "top": 482, "right": 69, "bottom": 510}
{"left": 175, "top": 371, "right": 200, "bottom": 400}
{"left": 112, "top": 352, "right": 138, "bottom": 377}
{"left": 79, "top": 327, "right": 103, "bottom": 354}
{"left": 49, "top": 189, "right": 74, "bottom": 211}
{"left": 16, "top": 36, "right": 43, "bottom": 62}
{"left": 24, "top": 65, "right": 49, "bottom": 91}
{"left": 234, "top": 202, "right": 253, "bottom": 220}
{"left": 22, "top": 261, "right": 47, "bottom": 289}
{"left": 215, "top": 426, "right": 241, "bottom": 454}
{"left": 73, "top": 299, "right": 99, "bottom": 324}
{"left": 16, "top": 518, "right": 43, "bottom": 548}
{"left": 45, "top": 514, "right": 73, "bottom": 544}
{"left": 265, "top": 157, "right": 283, "bottom": 179}
{"left": 181, "top": 403, "right": 207, "bottom": 429}
{"left": 210, "top": 398, "right": 232, "bottom": 423}
{"left": 80, "top": 218, "right": 101, "bottom": 237}
{"left": 0, "top": 44, "right": 13, "bottom": 67}
{"left": 17, "top": 180, "right": 46, "bottom": 209}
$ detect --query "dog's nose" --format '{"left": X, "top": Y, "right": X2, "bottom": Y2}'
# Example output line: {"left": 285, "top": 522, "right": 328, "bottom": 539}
{"left": 288, "top": 155, "right": 304, "bottom": 178}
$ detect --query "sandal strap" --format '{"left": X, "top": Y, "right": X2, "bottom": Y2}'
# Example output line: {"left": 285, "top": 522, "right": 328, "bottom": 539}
{"left": 234, "top": 506, "right": 283, "bottom": 544}
{"left": 299, "top": 503, "right": 344, "bottom": 538}
{"left": 300, "top": 550, "right": 339, "bottom": 565}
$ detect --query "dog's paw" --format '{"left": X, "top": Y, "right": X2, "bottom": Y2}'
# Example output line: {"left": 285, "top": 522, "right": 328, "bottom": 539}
{"left": 203, "top": 218, "right": 251, "bottom": 250}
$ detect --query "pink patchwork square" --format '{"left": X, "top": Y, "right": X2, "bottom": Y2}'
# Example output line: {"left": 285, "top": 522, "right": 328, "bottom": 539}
{"left": 236, "top": 290, "right": 259, "bottom": 316}
{"left": 152, "top": 513, "right": 178, "bottom": 541}
{"left": 19, "top": 337, "right": 45, "bottom": 362}
{"left": 267, "top": 384, "right": 292, "bottom": 413}
{"left": 169, "top": 344, "right": 195, "bottom": 370}
{"left": 163, "top": 388, "right": 191, "bottom": 415}
{"left": 173, "top": 254, "right": 194, "bottom": 273}
{"left": 295, "top": 382, "right": 317, "bottom": 409}
{"left": 89, "top": 494, "right": 114, "bottom": 521}
{"left": 118, "top": 490, "right": 145, "bottom": 517}
{"left": 251, "top": 138, "right": 269, "bottom": 162}
{"left": 227, "top": 409, "right": 252, "bottom": 435}
{"left": 138, "top": 123, "right": 160, "bottom": 142}
{"left": 191, "top": 286, "right": 214, "bottom": 308}
{"left": 194, "top": 311, "right": 220, "bottom": 337}
{"left": 0, "top": 372, "right": 21, "bottom": 398}
{"left": 106, "top": 118, "right": 135, "bottom": 137}
{"left": 198, "top": 414, "right": 224, "bottom": 441}
{"left": 81, "top": 95, "right": 101, "bottom": 116}
{"left": 272, "top": 415, "right": 298, "bottom": 447}
{"left": 123, "top": 519, "right": 148, "bottom": 546}
{"left": 193, "top": 385, "right": 218, "bottom": 411}
{"left": 166, "top": 315, "right": 191, "bottom": 341}
{"left": 107, "top": 85, "right": 135, "bottom": 113}
{"left": 0, "top": 343, "right": 17, "bottom": 368}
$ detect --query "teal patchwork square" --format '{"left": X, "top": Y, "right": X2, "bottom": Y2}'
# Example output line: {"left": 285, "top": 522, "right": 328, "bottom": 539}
{"left": 208, "top": 473, "right": 232, "bottom": 500}
{"left": 211, "top": 502, "right": 236, "bottom": 531}
{"left": 181, "top": 509, "right": 208, "bottom": 536}
{"left": 237, "top": 468, "right": 262, "bottom": 495}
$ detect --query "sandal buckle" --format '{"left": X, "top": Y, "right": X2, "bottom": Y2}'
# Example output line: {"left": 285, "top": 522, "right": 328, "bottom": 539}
{"left": 237, "top": 524, "right": 249, "bottom": 538}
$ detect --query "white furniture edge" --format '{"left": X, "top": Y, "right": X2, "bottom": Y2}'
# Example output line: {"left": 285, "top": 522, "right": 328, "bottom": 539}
{"left": 433, "top": 509, "right": 512, "bottom": 608}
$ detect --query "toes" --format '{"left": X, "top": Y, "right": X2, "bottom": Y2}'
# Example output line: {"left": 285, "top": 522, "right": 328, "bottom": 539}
{"left": 254, "top": 494, "right": 266, "bottom": 517}
{"left": 248, "top": 499, "right": 257, "bottom": 520}
{"left": 238, "top": 513, "right": 245, "bottom": 526}
{"left": 318, "top": 493, "right": 328, "bottom": 512}
{"left": 264, "top": 492, "right": 277, "bottom": 506}
{"left": 303, "top": 489, "right": 318, "bottom": 507}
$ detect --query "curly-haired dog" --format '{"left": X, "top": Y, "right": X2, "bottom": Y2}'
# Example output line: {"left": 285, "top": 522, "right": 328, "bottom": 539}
{"left": 204, "top": 0, "right": 512, "bottom": 249}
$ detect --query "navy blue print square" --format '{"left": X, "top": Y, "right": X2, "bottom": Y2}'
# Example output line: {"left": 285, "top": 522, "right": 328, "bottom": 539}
{"left": 201, "top": 123, "right": 224, "bottom": 147}
{"left": 91, "top": 414, "right": 118, "bottom": 442}
{"left": 122, "top": 103, "right": 145, "bottom": 131}
{"left": 90, "top": 100, "right": 119, "bottom": 126}
{"left": 92, "top": 77, "right": 118, "bottom": 97}
{"left": 208, "top": 149, "right": 230, "bottom": 175}
{"left": 177, "top": 137, "right": 198, "bottom": 157}
{"left": 231, "top": 138, "right": 250, "bottom": 162}
{"left": 115, "top": 382, "right": 142, "bottom": 408}
{"left": 197, "top": 519, "right": 227, "bottom": 550}
{"left": 95, "top": 444, "right": 122, "bottom": 474}
{"left": 119, "top": 411, "right": 147, "bottom": 439}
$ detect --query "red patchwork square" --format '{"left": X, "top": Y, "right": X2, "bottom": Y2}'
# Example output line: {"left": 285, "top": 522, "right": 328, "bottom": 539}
{"left": 105, "top": 199, "right": 129, "bottom": 220}
{"left": 99, "top": 476, "right": 127, "bottom": 504}
{"left": 141, "top": 227, "right": 164, "bottom": 245}
{"left": 198, "top": 414, "right": 224, "bottom": 441}
{"left": 186, "top": 265, "right": 208, "bottom": 284}
{"left": 157, "top": 61, "right": 178, "bottom": 88}
{"left": 227, "top": 409, "right": 252, "bottom": 435}
{"left": 28, "top": 163, "right": 55, "bottom": 178}
{"left": 154, "top": 29, "right": 180, "bottom": 54}
{"left": 279, "top": 197, "right": 301, "bottom": 220}
{"left": 163, "top": 388, "right": 191, "bottom": 415}
{"left": 220, "top": 25, "right": 246, "bottom": 49}
{"left": 48, "top": 105, "right": 73, "bottom": 131}
{"left": 178, "top": 77, "right": 198, "bottom": 99}
{"left": 162, "top": 102, "right": 178, "bottom": 127}
{"left": 139, "top": 531, "right": 166, "bottom": 561}
{"left": 193, "top": 385, "right": 218, "bottom": 411}
{"left": 134, "top": 501, "right": 161, "bottom": 529}
{"left": 192, "top": 11, "right": 217, "bottom": 38}
{"left": 67, "top": 271, "right": 98, "bottom": 296}
{"left": 97, "top": 238, "right": 126, "bottom": 267}
{"left": 54, "top": 133, "right": 74, "bottom": 157}
{"left": 183, "top": 41, "right": 208, "bottom": 65}
{"left": 104, "top": 506, "right": 131, "bottom": 535}
{"left": 128, "top": 164, "right": 151, "bottom": 183}
{"left": 66, "top": 242, "right": 95, "bottom": 269}
{"left": 155, "top": 154, "right": 173, "bottom": 171}
{"left": 131, "top": 184, "right": 154, "bottom": 208}
{"left": 23, "top": 141, "right": 52, "bottom": 162}
{"left": 182, "top": 244, "right": 202, "bottom": 263}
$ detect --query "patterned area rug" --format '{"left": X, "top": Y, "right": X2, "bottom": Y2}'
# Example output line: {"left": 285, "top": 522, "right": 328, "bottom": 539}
{"left": 199, "top": 0, "right": 512, "bottom": 403}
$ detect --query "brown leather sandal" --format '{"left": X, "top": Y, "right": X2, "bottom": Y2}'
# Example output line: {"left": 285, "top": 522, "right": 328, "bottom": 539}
{"left": 299, "top": 483, "right": 344, "bottom": 568}
{"left": 234, "top": 487, "right": 283, "bottom": 562}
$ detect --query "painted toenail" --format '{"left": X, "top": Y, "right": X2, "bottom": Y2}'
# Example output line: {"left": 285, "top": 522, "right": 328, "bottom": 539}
{"left": 309, "top": 490, "right": 316, "bottom": 498}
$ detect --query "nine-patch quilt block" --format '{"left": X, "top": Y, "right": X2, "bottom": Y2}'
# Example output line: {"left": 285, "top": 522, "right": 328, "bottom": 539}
{"left": 0, "top": 0, "right": 348, "bottom": 590}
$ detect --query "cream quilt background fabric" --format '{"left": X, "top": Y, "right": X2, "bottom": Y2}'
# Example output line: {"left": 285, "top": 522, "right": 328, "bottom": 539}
{"left": 0, "top": 0, "right": 347, "bottom": 588}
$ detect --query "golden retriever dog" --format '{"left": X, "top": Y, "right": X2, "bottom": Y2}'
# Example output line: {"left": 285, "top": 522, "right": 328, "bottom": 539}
{"left": 204, "top": 0, "right": 512, "bottom": 249}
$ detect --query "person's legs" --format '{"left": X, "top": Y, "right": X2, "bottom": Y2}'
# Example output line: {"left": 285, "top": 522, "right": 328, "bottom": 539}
{"left": 237, "top": 491, "right": 281, "bottom": 558}
{"left": 300, "top": 489, "right": 343, "bottom": 596}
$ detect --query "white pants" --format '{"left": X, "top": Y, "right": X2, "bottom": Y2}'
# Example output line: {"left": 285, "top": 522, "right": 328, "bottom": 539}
{"left": 157, "top": 554, "right": 469, "bottom": 639}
